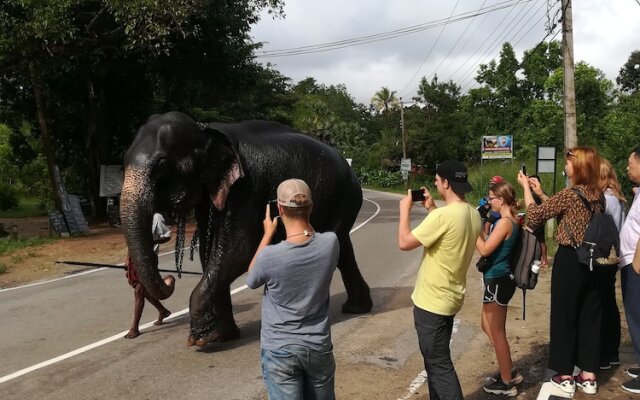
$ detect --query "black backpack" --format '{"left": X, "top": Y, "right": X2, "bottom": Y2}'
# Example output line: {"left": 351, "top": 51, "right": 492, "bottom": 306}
{"left": 567, "top": 188, "right": 620, "bottom": 271}
{"left": 509, "top": 225, "right": 542, "bottom": 320}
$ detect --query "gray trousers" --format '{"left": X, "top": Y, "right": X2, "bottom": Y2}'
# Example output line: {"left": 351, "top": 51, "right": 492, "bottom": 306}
{"left": 413, "top": 306, "right": 463, "bottom": 400}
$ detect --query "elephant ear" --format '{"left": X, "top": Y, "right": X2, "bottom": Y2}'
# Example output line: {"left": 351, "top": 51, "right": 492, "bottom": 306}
{"left": 202, "top": 127, "right": 245, "bottom": 211}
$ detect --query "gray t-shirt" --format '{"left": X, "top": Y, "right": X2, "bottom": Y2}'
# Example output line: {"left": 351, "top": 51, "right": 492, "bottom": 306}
{"left": 247, "top": 231, "right": 339, "bottom": 352}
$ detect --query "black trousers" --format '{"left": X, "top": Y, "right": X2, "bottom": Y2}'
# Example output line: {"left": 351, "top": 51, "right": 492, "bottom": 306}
{"left": 413, "top": 306, "right": 463, "bottom": 400}
{"left": 549, "top": 246, "right": 603, "bottom": 374}
{"left": 598, "top": 265, "right": 620, "bottom": 364}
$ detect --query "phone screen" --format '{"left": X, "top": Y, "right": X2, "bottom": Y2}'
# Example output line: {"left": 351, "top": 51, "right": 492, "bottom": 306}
{"left": 268, "top": 200, "right": 279, "bottom": 219}
{"left": 411, "top": 189, "right": 425, "bottom": 202}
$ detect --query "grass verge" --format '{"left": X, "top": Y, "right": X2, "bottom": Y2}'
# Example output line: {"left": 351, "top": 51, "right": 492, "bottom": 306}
{"left": 0, "top": 197, "right": 48, "bottom": 218}
{"left": 0, "top": 237, "right": 56, "bottom": 257}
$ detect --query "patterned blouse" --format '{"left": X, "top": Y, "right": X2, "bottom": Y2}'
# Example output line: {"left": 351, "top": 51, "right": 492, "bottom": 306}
{"left": 526, "top": 184, "right": 604, "bottom": 247}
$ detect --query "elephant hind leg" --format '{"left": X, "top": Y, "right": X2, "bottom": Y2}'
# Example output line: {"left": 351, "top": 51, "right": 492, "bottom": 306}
{"left": 336, "top": 233, "right": 372, "bottom": 314}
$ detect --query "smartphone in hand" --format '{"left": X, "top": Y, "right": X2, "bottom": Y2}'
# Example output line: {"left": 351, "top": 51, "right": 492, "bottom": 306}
{"left": 268, "top": 200, "right": 279, "bottom": 219}
{"left": 411, "top": 189, "right": 425, "bottom": 202}
{"left": 520, "top": 163, "right": 527, "bottom": 176}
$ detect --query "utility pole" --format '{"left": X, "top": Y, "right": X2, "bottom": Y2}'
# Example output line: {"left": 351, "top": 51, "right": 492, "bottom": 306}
{"left": 562, "top": 0, "right": 577, "bottom": 150}
{"left": 399, "top": 97, "right": 407, "bottom": 160}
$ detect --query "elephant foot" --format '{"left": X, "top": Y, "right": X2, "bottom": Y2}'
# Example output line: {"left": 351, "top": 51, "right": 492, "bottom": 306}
{"left": 341, "top": 295, "right": 373, "bottom": 314}
{"left": 193, "top": 323, "right": 241, "bottom": 347}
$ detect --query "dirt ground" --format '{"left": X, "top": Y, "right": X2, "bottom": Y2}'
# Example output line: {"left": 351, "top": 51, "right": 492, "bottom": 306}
{"left": 0, "top": 217, "right": 635, "bottom": 399}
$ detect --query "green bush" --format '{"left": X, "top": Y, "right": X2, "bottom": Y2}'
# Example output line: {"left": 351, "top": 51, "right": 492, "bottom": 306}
{"left": 0, "top": 183, "right": 19, "bottom": 211}
{"left": 355, "top": 168, "right": 404, "bottom": 188}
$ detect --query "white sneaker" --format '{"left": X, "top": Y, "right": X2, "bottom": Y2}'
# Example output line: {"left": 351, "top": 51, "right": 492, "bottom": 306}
{"left": 575, "top": 374, "right": 597, "bottom": 395}
{"left": 550, "top": 375, "right": 576, "bottom": 394}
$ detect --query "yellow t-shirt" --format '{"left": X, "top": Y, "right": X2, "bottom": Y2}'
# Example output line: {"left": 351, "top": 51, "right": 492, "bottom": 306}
{"left": 411, "top": 202, "right": 481, "bottom": 316}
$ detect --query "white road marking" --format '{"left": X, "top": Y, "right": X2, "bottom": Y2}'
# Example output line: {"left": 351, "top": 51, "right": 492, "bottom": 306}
{"left": 0, "top": 196, "right": 381, "bottom": 383}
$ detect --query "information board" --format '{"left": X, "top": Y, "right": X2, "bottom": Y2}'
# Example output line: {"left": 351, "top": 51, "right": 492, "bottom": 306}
{"left": 100, "top": 165, "right": 124, "bottom": 197}
{"left": 481, "top": 135, "right": 513, "bottom": 159}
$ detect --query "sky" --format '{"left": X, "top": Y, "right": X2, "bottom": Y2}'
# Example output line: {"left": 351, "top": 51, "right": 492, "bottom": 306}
{"left": 250, "top": 0, "right": 640, "bottom": 105}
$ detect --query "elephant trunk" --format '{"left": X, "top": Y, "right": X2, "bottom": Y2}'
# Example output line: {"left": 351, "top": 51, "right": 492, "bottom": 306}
{"left": 120, "top": 166, "right": 174, "bottom": 300}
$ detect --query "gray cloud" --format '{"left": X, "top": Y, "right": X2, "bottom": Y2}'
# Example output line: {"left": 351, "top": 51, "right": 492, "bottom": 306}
{"left": 252, "top": 0, "right": 640, "bottom": 104}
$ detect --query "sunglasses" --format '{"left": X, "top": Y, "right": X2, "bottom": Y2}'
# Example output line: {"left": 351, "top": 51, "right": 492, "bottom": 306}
{"left": 566, "top": 150, "right": 576, "bottom": 158}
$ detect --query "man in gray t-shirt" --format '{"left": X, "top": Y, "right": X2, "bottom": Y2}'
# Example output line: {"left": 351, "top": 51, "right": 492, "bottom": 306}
{"left": 247, "top": 179, "right": 339, "bottom": 400}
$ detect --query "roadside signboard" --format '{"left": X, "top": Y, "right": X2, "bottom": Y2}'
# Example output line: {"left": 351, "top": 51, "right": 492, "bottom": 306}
{"left": 536, "top": 146, "right": 556, "bottom": 173}
{"left": 481, "top": 135, "right": 513, "bottom": 159}
{"left": 400, "top": 158, "right": 411, "bottom": 172}
{"left": 99, "top": 165, "right": 124, "bottom": 197}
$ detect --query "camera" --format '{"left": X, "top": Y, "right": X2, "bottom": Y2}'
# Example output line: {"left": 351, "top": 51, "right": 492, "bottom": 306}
{"left": 411, "top": 189, "right": 425, "bottom": 202}
{"left": 520, "top": 163, "right": 527, "bottom": 176}
{"left": 268, "top": 200, "right": 279, "bottom": 219}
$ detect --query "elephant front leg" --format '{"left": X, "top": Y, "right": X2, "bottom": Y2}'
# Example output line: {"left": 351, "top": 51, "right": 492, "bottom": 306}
{"left": 187, "top": 280, "right": 240, "bottom": 347}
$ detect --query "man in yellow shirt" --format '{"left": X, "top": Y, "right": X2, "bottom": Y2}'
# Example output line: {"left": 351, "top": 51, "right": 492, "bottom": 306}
{"left": 398, "top": 160, "right": 481, "bottom": 400}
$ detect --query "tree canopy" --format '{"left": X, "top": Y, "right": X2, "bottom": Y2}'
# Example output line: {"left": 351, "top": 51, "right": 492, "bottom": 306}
{"left": 0, "top": 2, "right": 638, "bottom": 216}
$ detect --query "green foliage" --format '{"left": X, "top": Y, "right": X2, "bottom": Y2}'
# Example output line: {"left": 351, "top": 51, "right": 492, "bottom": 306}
{"left": 0, "top": 0, "right": 286, "bottom": 218}
{"left": 371, "top": 87, "right": 400, "bottom": 114}
{"left": 0, "top": 197, "right": 48, "bottom": 217}
{"left": 0, "top": 182, "right": 19, "bottom": 210}
{"left": 354, "top": 167, "right": 404, "bottom": 188}
{"left": 0, "top": 237, "right": 56, "bottom": 257}
{"left": 617, "top": 50, "right": 640, "bottom": 94}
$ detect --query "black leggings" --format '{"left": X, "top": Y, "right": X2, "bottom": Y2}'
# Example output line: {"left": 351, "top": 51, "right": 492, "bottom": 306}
{"left": 549, "top": 245, "right": 603, "bottom": 374}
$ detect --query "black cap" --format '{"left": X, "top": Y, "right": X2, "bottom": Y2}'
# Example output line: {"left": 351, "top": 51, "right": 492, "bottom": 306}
{"left": 436, "top": 160, "right": 473, "bottom": 194}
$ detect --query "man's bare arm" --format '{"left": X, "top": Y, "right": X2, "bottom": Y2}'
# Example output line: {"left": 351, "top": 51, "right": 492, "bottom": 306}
{"left": 398, "top": 190, "right": 422, "bottom": 251}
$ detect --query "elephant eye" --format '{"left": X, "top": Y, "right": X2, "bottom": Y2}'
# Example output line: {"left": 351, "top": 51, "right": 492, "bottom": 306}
{"left": 176, "top": 157, "right": 195, "bottom": 175}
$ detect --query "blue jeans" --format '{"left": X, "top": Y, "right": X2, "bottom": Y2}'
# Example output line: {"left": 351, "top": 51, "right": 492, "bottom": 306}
{"left": 261, "top": 344, "right": 336, "bottom": 400}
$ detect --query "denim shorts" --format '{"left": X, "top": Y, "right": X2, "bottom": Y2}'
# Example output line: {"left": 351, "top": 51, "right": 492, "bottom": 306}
{"left": 261, "top": 344, "right": 335, "bottom": 400}
{"left": 482, "top": 275, "right": 516, "bottom": 306}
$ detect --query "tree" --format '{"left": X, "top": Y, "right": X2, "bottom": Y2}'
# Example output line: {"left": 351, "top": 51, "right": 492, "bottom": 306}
{"left": 617, "top": 50, "right": 640, "bottom": 94}
{"left": 520, "top": 41, "right": 562, "bottom": 100}
{"left": 546, "top": 62, "right": 613, "bottom": 144}
{"left": 0, "top": 0, "right": 285, "bottom": 217}
{"left": 370, "top": 87, "right": 400, "bottom": 114}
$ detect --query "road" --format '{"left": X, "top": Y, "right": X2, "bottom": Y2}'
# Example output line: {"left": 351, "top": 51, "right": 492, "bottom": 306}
{"left": 3, "top": 189, "right": 629, "bottom": 399}
{"left": 1, "top": 189, "right": 442, "bottom": 399}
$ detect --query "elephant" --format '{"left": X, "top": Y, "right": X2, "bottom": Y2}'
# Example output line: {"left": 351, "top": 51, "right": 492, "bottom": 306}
{"left": 120, "top": 111, "right": 373, "bottom": 346}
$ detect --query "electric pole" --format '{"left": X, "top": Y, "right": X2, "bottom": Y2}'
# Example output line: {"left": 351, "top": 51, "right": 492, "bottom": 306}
{"left": 562, "top": 0, "right": 577, "bottom": 150}
{"left": 399, "top": 97, "right": 407, "bottom": 160}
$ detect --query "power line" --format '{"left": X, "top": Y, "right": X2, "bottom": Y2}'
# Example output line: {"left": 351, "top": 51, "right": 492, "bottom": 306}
{"left": 443, "top": 0, "right": 530, "bottom": 88}
{"left": 428, "top": 0, "right": 491, "bottom": 82}
{"left": 455, "top": 0, "right": 541, "bottom": 89}
{"left": 398, "top": 0, "right": 461, "bottom": 96}
{"left": 462, "top": 0, "right": 561, "bottom": 91}
{"left": 255, "top": 0, "right": 535, "bottom": 58}
{"left": 457, "top": 0, "right": 547, "bottom": 91}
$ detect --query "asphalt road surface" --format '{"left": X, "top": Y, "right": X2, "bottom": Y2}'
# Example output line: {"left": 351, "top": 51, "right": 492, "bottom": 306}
{"left": 1, "top": 189, "right": 473, "bottom": 400}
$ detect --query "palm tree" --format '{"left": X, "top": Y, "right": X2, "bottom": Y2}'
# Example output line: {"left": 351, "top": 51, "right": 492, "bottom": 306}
{"left": 370, "top": 86, "right": 400, "bottom": 114}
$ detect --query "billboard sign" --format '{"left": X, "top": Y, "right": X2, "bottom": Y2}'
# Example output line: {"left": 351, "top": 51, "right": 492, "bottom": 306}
{"left": 481, "top": 135, "right": 513, "bottom": 159}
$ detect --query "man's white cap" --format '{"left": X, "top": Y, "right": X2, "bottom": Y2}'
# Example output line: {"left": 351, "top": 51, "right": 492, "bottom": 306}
{"left": 277, "top": 179, "right": 313, "bottom": 207}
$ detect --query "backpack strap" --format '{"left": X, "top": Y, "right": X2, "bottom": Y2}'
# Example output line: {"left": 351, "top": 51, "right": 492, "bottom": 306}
{"left": 564, "top": 187, "right": 600, "bottom": 248}
{"left": 570, "top": 187, "right": 594, "bottom": 214}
